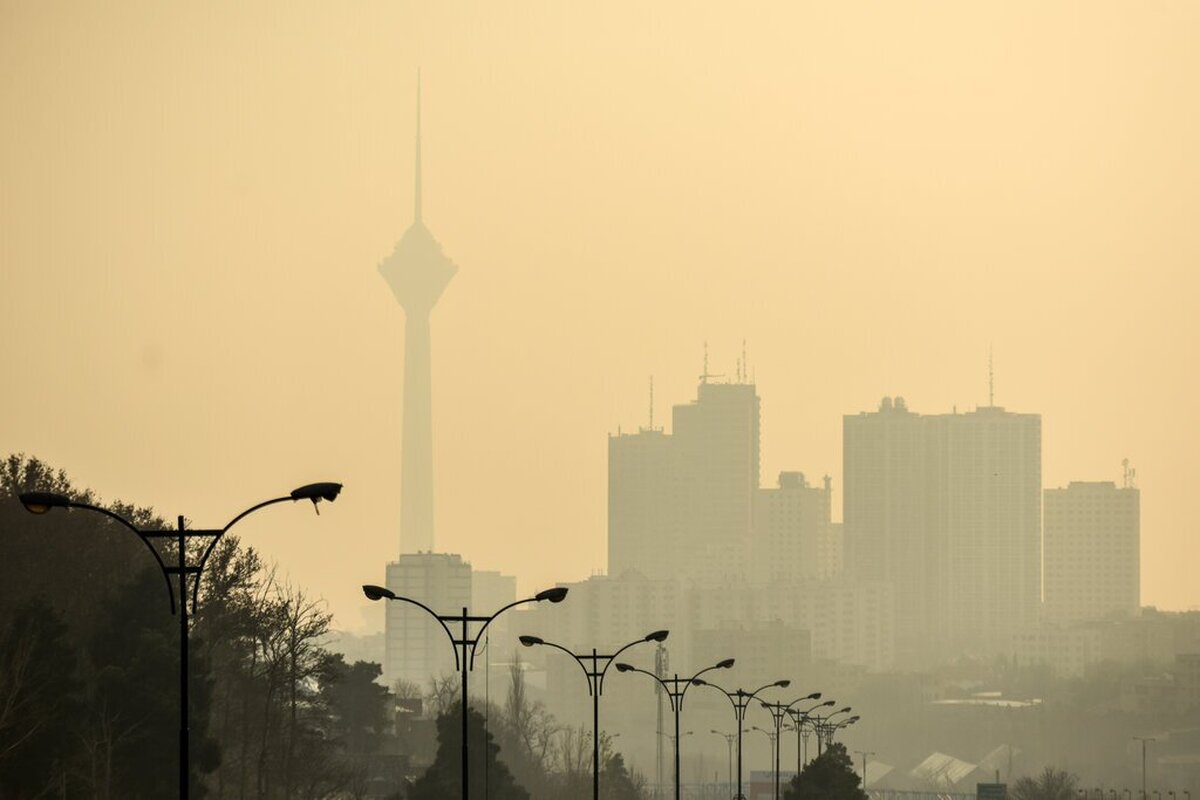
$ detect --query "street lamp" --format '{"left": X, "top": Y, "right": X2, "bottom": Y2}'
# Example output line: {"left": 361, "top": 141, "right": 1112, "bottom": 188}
{"left": 854, "top": 750, "right": 876, "bottom": 791}
{"left": 759, "top": 693, "right": 821, "bottom": 800}
{"left": 519, "top": 629, "right": 669, "bottom": 800}
{"left": 827, "top": 715, "right": 860, "bottom": 746}
{"left": 751, "top": 724, "right": 778, "bottom": 781}
{"left": 18, "top": 482, "right": 342, "bottom": 799}
{"left": 691, "top": 678, "right": 790, "bottom": 800}
{"left": 789, "top": 699, "right": 834, "bottom": 771}
{"left": 362, "top": 583, "right": 569, "bottom": 799}
{"left": 811, "top": 707, "right": 852, "bottom": 755}
{"left": 1133, "top": 737, "right": 1155, "bottom": 799}
{"left": 711, "top": 729, "right": 736, "bottom": 799}
{"left": 614, "top": 658, "right": 735, "bottom": 800}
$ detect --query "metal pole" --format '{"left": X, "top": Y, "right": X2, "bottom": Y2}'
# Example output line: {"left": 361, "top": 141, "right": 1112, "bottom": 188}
{"left": 178, "top": 517, "right": 189, "bottom": 800}
{"left": 736, "top": 699, "right": 745, "bottom": 800}
{"left": 462, "top": 610, "right": 470, "bottom": 799}
{"left": 674, "top": 681, "right": 682, "bottom": 800}
{"left": 774, "top": 718, "right": 782, "bottom": 800}
{"left": 728, "top": 736, "right": 733, "bottom": 800}
{"left": 593, "top": 650, "right": 601, "bottom": 800}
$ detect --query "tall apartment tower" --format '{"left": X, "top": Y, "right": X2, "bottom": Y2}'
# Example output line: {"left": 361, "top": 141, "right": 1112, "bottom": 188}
{"left": 383, "top": 554, "right": 472, "bottom": 690}
{"left": 844, "top": 397, "right": 1041, "bottom": 661}
{"left": 609, "top": 378, "right": 760, "bottom": 583}
{"left": 844, "top": 397, "right": 930, "bottom": 662}
{"left": 752, "top": 472, "right": 838, "bottom": 583}
{"left": 1043, "top": 480, "right": 1140, "bottom": 623}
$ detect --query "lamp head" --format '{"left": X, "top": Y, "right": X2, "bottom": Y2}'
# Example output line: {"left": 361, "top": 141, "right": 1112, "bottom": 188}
{"left": 518, "top": 635, "right": 543, "bottom": 647}
{"left": 645, "top": 629, "right": 670, "bottom": 642}
{"left": 535, "top": 587, "right": 568, "bottom": 603}
{"left": 362, "top": 584, "right": 396, "bottom": 601}
{"left": 776, "top": 679, "right": 791, "bottom": 688}
{"left": 821, "top": 700, "right": 835, "bottom": 707}
{"left": 838, "top": 706, "right": 852, "bottom": 713}
{"left": 615, "top": 662, "right": 634, "bottom": 673}
{"left": 18, "top": 492, "right": 70, "bottom": 515}
{"left": 807, "top": 692, "right": 822, "bottom": 700}
{"left": 848, "top": 715, "right": 860, "bottom": 722}
{"left": 716, "top": 658, "right": 735, "bottom": 669}
{"left": 691, "top": 678, "right": 708, "bottom": 687}
{"left": 291, "top": 482, "right": 342, "bottom": 514}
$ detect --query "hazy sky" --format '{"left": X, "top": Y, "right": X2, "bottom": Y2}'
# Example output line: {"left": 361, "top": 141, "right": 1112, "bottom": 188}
{"left": 3, "top": 2, "right": 1197, "bottom": 629}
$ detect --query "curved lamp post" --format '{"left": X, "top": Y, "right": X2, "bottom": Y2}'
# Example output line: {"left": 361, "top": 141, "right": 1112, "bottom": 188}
{"left": 362, "top": 583, "right": 568, "bottom": 799}
{"left": 825, "top": 714, "right": 860, "bottom": 747}
{"left": 519, "top": 629, "right": 669, "bottom": 800}
{"left": 18, "top": 482, "right": 342, "bottom": 799}
{"left": 691, "top": 678, "right": 790, "bottom": 800}
{"left": 759, "top": 693, "right": 821, "bottom": 800}
{"left": 789, "top": 699, "right": 834, "bottom": 771}
{"left": 614, "top": 658, "right": 735, "bottom": 800}
{"left": 712, "top": 729, "right": 736, "bottom": 798}
{"left": 811, "top": 706, "right": 852, "bottom": 755}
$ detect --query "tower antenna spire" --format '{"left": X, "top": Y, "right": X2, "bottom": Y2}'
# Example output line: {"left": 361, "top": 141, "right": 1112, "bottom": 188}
{"left": 414, "top": 69, "right": 423, "bottom": 224}
{"left": 742, "top": 338, "right": 747, "bottom": 384}
{"left": 988, "top": 345, "right": 994, "bottom": 406}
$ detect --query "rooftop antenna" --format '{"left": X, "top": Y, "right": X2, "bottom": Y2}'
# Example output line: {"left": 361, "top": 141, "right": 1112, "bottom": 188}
{"left": 988, "top": 345, "right": 994, "bottom": 407}
{"left": 649, "top": 376, "right": 655, "bottom": 430}
{"left": 699, "top": 341, "right": 724, "bottom": 385}
{"left": 1122, "top": 458, "right": 1137, "bottom": 489}
{"left": 414, "top": 69, "right": 423, "bottom": 224}
{"left": 742, "top": 339, "right": 748, "bottom": 384}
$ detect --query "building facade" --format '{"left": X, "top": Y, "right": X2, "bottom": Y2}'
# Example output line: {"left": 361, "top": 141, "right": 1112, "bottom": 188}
{"left": 1043, "top": 480, "right": 1140, "bottom": 624}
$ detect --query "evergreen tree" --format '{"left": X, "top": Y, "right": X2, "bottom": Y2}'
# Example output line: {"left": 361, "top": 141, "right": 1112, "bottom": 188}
{"left": 409, "top": 703, "right": 530, "bottom": 800}
{"left": 784, "top": 742, "right": 868, "bottom": 800}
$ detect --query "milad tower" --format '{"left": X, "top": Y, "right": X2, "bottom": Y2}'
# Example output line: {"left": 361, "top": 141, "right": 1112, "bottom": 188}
{"left": 379, "top": 77, "right": 473, "bottom": 691}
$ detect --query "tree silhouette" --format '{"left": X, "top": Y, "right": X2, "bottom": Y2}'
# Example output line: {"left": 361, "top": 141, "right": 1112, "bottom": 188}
{"left": 409, "top": 703, "right": 530, "bottom": 800}
{"left": 1010, "top": 767, "right": 1078, "bottom": 800}
{"left": 784, "top": 742, "right": 868, "bottom": 800}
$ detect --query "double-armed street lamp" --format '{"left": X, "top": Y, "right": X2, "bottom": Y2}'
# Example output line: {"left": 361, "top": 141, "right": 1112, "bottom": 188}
{"left": 691, "top": 678, "right": 790, "bottom": 800}
{"left": 789, "top": 699, "right": 834, "bottom": 770}
{"left": 759, "top": 693, "right": 822, "bottom": 800}
{"left": 518, "top": 629, "right": 669, "bottom": 800}
{"left": 811, "top": 706, "right": 852, "bottom": 755}
{"left": 854, "top": 750, "right": 876, "bottom": 790}
{"left": 711, "top": 729, "right": 737, "bottom": 798}
{"left": 18, "top": 482, "right": 343, "bottom": 799}
{"left": 614, "top": 658, "right": 735, "bottom": 800}
{"left": 826, "top": 715, "right": 860, "bottom": 747}
{"left": 362, "top": 583, "right": 569, "bottom": 799}
{"left": 1133, "top": 737, "right": 1156, "bottom": 799}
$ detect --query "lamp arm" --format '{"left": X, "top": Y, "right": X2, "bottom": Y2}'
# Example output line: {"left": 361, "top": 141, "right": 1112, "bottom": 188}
{"left": 537, "top": 638, "right": 595, "bottom": 695}
{"left": 67, "top": 501, "right": 176, "bottom": 614}
{"left": 598, "top": 636, "right": 653, "bottom": 693}
{"left": 390, "top": 595, "right": 462, "bottom": 670}
{"left": 469, "top": 596, "right": 542, "bottom": 669}
{"left": 220, "top": 495, "right": 293, "bottom": 534}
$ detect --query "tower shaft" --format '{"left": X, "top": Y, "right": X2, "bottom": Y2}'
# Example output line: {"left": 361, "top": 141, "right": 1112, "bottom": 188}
{"left": 401, "top": 311, "right": 435, "bottom": 552}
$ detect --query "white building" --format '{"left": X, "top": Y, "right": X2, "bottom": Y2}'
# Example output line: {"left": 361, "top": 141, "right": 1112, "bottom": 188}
{"left": 383, "top": 553, "right": 472, "bottom": 691}
{"left": 1043, "top": 480, "right": 1140, "bottom": 624}
{"left": 844, "top": 397, "right": 1041, "bottom": 661}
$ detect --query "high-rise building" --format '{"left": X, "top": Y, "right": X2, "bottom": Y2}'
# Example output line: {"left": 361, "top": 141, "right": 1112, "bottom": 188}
{"left": 1043, "top": 480, "right": 1140, "bottom": 623}
{"left": 609, "top": 378, "right": 760, "bottom": 583}
{"left": 843, "top": 397, "right": 935, "bottom": 662}
{"left": 752, "top": 471, "right": 838, "bottom": 584}
{"left": 383, "top": 553, "right": 472, "bottom": 691}
{"left": 845, "top": 397, "right": 1041, "bottom": 660}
